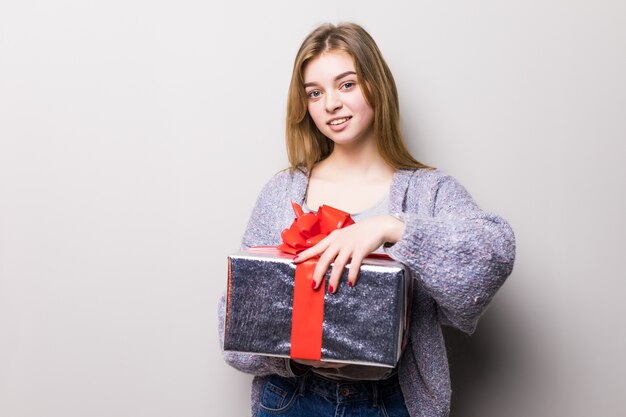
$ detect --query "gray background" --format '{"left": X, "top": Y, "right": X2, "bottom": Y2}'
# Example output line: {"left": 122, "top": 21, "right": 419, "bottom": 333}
{"left": 1, "top": 1, "right": 625, "bottom": 416}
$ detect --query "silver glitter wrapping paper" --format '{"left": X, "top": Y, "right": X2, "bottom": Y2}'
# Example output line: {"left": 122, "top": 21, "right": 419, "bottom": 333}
{"left": 224, "top": 249, "right": 411, "bottom": 367}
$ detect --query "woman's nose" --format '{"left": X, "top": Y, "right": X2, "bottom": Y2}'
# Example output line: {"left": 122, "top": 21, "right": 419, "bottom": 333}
{"left": 324, "top": 91, "right": 342, "bottom": 113}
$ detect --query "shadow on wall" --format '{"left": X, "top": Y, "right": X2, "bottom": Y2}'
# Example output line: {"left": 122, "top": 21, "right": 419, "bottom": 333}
{"left": 443, "top": 300, "right": 529, "bottom": 417}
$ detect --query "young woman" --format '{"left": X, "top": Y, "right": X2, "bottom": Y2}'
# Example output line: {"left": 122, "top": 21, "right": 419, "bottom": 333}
{"left": 219, "top": 22, "right": 515, "bottom": 417}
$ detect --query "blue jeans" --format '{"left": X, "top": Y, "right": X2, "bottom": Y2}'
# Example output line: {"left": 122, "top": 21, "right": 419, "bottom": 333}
{"left": 257, "top": 371, "right": 410, "bottom": 417}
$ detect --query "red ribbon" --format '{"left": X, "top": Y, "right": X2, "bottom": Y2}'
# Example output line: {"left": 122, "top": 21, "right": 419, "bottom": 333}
{"left": 278, "top": 201, "right": 354, "bottom": 360}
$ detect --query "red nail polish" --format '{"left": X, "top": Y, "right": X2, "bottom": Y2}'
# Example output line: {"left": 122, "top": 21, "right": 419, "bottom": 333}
{"left": 348, "top": 281, "right": 353, "bottom": 287}
{"left": 328, "top": 285, "right": 334, "bottom": 293}
{"left": 311, "top": 280, "right": 316, "bottom": 290}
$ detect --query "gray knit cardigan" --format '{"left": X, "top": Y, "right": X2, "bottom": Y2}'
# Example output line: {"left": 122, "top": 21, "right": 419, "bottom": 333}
{"left": 218, "top": 167, "right": 515, "bottom": 417}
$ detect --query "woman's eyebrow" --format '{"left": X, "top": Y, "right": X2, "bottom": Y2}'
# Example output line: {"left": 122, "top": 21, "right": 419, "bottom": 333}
{"left": 303, "top": 71, "right": 357, "bottom": 88}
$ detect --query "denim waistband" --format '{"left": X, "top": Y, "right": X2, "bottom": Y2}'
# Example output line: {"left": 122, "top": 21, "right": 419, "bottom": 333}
{"left": 296, "top": 370, "right": 400, "bottom": 405}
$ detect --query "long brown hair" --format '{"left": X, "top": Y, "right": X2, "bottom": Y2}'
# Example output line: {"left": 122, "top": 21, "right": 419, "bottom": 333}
{"left": 286, "top": 22, "right": 430, "bottom": 172}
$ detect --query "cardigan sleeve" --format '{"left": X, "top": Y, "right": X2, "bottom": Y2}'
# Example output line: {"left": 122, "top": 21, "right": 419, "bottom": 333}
{"left": 217, "top": 171, "right": 295, "bottom": 377}
{"left": 386, "top": 174, "right": 516, "bottom": 334}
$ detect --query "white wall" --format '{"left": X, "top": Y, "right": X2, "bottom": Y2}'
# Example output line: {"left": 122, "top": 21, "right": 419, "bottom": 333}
{"left": 1, "top": 1, "right": 624, "bottom": 416}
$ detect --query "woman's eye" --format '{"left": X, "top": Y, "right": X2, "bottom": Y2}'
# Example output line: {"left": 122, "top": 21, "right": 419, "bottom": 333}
{"left": 342, "top": 82, "right": 355, "bottom": 90}
{"left": 307, "top": 90, "right": 321, "bottom": 99}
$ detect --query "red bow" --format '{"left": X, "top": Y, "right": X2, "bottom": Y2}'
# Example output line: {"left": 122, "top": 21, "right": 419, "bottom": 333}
{"left": 278, "top": 201, "right": 355, "bottom": 255}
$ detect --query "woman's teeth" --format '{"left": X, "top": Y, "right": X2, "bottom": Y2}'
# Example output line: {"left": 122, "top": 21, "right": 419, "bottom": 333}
{"left": 329, "top": 117, "right": 350, "bottom": 125}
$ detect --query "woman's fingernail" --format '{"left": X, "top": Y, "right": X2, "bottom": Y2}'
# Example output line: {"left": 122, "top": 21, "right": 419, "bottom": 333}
{"left": 293, "top": 256, "right": 299, "bottom": 262}
{"left": 311, "top": 280, "right": 316, "bottom": 290}
{"left": 348, "top": 281, "right": 353, "bottom": 287}
{"left": 328, "top": 285, "right": 334, "bottom": 293}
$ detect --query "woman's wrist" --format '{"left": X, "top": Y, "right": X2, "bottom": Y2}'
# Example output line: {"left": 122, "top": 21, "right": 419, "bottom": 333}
{"left": 384, "top": 214, "right": 405, "bottom": 244}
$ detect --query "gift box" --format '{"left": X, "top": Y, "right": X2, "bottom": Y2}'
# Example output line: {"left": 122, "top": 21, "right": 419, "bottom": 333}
{"left": 223, "top": 247, "right": 412, "bottom": 368}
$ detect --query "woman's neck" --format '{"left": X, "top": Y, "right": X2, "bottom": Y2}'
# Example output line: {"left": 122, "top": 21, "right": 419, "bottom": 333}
{"left": 306, "top": 138, "right": 394, "bottom": 213}
{"left": 320, "top": 137, "right": 392, "bottom": 179}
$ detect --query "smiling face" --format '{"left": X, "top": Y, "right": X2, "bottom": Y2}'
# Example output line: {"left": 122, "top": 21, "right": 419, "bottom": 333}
{"left": 303, "top": 51, "right": 375, "bottom": 148}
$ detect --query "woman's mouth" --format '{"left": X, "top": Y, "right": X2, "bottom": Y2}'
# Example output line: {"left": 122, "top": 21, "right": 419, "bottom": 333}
{"left": 327, "top": 116, "right": 352, "bottom": 126}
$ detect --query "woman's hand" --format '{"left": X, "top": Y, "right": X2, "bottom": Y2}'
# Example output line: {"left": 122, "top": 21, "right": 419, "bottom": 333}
{"left": 294, "top": 215, "right": 404, "bottom": 293}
